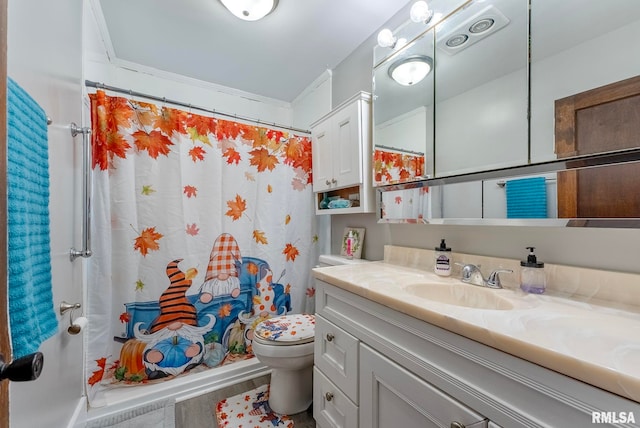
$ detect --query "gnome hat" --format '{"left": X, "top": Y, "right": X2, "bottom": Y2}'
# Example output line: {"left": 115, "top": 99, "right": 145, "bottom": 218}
{"left": 205, "top": 233, "right": 242, "bottom": 282}
{"left": 150, "top": 259, "right": 198, "bottom": 333}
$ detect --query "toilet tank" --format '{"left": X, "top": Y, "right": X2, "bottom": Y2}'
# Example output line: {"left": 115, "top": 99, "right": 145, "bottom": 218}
{"left": 318, "top": 254, "right": 371, "bottom": 267}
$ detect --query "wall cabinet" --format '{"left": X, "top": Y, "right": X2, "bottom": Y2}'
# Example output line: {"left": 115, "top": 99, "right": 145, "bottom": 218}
{"left": 314, "top": 279, "right": 640, "bottom": 428}
{"left": 311, "top": 92, "right": 375, "bottom": 215}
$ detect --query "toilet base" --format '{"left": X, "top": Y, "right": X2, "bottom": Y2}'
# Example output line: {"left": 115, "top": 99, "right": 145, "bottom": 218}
{"left": 268, "top": 365, "right": 313, "bottom": 415}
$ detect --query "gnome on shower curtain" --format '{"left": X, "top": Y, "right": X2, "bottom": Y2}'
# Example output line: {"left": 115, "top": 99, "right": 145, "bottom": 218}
{"left": 199, "top": 233, "right": 242, "bottom": 303}
{"left": 133, "top": 259, "right": 215, "bottom": 380}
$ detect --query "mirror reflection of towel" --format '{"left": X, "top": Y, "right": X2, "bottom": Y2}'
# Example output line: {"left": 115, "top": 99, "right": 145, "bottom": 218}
{"left": 506, "top": 177, "right": 547, "bottom": 218}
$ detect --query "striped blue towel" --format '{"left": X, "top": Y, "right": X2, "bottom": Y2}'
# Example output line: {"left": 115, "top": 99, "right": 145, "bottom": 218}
{"left": 506, "top": 177, "right": 547, "bottom": 219}
{"left": 7, "top": 78, "right": 58, "bottom": 358}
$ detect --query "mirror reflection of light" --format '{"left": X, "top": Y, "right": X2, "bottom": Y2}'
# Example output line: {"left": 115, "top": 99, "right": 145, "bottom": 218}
{"left": 388, "top": 55, "right": 433, "bottom": 86}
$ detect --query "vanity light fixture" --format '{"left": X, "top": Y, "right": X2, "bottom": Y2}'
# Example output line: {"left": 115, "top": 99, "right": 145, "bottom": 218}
{"left": 410, "top": 1, "right": 434, "bottom": 24}
{"left": 377, "top": 28, "right": 397, "bottom": 48}
{"left": 219, "top": 0, "right": 278, "bottom": 21}
{"left": 388, "top": 55, "right": 433, "bottom": 86}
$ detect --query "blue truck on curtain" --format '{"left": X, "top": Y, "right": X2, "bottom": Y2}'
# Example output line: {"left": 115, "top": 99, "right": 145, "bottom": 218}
{"left": 117, "top": 242, "right": 291, "bottom": 382}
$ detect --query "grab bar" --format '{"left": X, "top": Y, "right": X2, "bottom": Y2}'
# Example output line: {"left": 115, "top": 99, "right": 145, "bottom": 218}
{"left": 70, "top": 123, "right": 93, "bottom": 261}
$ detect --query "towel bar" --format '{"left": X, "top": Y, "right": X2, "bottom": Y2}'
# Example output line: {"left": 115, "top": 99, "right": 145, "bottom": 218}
{"left": 70, "top": 123, "right": 93, "bottom": 261}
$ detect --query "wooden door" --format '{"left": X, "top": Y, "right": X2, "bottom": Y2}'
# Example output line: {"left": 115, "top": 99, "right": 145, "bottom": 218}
{"left": 0, "top": 0, "right": 10, "bottom": 425}
{"left": 555, "top": 75, "right": 640, "bottom": 218}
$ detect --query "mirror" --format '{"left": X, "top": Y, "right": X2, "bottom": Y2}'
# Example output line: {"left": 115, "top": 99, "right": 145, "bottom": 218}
{"left": 375, "top": 0, "right": 640, "bottom": 225}
{"left": 373, "top": 28, "right": 435, "bottom": 186}
{"left": 434, "top": 0, "right": 529, "bottom": 176}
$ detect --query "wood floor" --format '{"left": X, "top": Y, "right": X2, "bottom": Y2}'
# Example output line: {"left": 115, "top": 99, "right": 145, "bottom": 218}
{"left": 175, "top": 374, "right": 316, "bottom": 427}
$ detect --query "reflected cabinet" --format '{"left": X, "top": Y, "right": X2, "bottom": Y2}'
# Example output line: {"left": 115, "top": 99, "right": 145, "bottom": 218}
{"left": 373, "top": 0, "right": 640, "bottom": 226}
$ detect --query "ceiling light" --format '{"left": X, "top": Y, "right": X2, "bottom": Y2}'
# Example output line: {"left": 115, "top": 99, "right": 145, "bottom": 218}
{"left": 377, "top": 28, "right": 397, "bottom": 48}
{"left": 388, "top": 55, "right": 433, "bottom": 86}
{"left": 219, "top": 0, "right": 278, "bottom": 21}
{"left": 410, "top": 1, "right": 434, "bottom": 24}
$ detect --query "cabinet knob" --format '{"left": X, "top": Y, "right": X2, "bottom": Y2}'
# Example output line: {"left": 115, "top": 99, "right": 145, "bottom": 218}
{"left": 325, "top": 180, "right": 331, "bottom": 185}
{"left": 325, "top": 392, "right": 334, "bottom": 401}
{"left": 326, "top": 333, "right": 334, "bottom": 342}
{"left": 331, "top": 178, "right": 337, "bottom": 184}
{"left": 450, "top": 422, "right": 465, "bottom": 428}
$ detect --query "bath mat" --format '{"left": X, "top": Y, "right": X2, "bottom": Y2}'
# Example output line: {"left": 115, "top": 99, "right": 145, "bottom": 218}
{"left": 215, "top": 384, "right": 294, "bottom": 428}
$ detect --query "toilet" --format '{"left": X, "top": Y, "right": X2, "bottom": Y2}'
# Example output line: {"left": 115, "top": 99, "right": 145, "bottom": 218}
{"left": 252, "top": 254, "right": 370, "bottom": 415}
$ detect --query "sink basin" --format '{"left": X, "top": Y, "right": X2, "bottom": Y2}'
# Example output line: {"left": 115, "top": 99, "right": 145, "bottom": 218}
{"left": 403, "top": 283, "right": 514, "bottom": 310}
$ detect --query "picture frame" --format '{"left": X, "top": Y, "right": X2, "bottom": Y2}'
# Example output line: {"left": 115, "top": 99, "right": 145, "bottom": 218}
{"left": 340, "top": 227, "right": 365, "bottom": 259}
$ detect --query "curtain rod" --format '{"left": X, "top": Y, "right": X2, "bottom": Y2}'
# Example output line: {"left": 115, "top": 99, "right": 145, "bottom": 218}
{"left": 375, "top": 144, "right": 424, "bottom": 156}
{"left": 84, "top": 80, "right": 311, "bottom": 135}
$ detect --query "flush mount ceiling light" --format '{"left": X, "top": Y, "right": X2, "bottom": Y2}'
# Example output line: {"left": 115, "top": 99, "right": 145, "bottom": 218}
{"left": 219, "top": 0, "right": 278, "bottom": 21}
{"left": 388, "top": 55, "right": 433, "bottom": 86}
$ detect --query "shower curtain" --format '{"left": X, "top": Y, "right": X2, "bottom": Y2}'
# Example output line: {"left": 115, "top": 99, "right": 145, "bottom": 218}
{"left": 85, "top": 91, "right": 317, "bottom": 405}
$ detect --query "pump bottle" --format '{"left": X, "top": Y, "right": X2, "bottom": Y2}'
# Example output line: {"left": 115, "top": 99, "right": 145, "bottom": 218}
{"left": 520, "top": 246, "right": 545, "bottom": 294}
{"left": 434, "top": 239, "right": 452, "bottom": 276}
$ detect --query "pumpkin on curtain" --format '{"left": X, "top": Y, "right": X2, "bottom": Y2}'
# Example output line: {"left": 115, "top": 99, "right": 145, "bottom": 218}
{"left": 85, "top": 90, "right": 317, "bottom": 405}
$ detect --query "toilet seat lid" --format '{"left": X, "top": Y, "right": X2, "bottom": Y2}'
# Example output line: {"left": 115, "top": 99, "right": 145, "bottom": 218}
{"left": 254, "top": 314, "right": 315, "bottom": 344}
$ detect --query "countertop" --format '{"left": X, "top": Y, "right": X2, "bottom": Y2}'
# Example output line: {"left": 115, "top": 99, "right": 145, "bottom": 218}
{"left": 312, "top": 258, "right": 640, "bottom": 403}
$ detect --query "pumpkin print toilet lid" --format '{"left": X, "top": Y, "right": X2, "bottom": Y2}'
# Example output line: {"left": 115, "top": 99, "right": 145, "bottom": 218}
{"left": 255, "top": 314, "right": 315, "bottom": 344}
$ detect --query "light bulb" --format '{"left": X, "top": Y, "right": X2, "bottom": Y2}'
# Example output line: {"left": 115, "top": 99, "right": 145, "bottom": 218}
{"left": 410, "top": 1, "right": 433, "bottom": 24}
{"left": 377, "top": 28, "right": 397, "bottom": 48}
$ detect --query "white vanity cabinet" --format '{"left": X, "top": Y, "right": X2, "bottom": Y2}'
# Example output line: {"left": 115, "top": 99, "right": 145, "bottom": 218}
{"left": 314, "top": 315, "right": 359, "bottom": 428}
{"left": 314, "top": 279, "right": 640, "bottom": 428}
{"left": 311, "top": 92, "right": 375, "bottom": 215}
{"left": 360, "top": 344, "right": 488, "bottom": 428}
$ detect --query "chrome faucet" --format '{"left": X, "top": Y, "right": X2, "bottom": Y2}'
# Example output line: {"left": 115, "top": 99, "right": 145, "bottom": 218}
{"left": 455, "top": 263, "right": 513, "bottom": 289}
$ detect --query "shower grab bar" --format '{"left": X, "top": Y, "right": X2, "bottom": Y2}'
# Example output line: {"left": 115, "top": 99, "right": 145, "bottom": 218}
{"left": 70, "top": 123, "right": 93, "bottom": 262}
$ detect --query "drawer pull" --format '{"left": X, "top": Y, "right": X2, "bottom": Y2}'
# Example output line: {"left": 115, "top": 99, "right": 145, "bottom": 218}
{"left": 450, "top": 422, "right": 465, "bottom": 428}
{"left": 326, "top": 333, "right": 335, "bottom": 342}
{"left": 325, "top": 392, "right": 334, "bottom": 401}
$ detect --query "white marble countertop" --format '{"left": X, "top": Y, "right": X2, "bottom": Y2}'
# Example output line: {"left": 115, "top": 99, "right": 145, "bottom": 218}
{"left": 312, "top": 255, "right": 640, "bottom": 403}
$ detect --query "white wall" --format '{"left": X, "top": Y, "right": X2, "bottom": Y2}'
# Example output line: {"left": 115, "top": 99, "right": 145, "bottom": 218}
{"left": 7, "top": 0, "right": 86, "bottom": 427}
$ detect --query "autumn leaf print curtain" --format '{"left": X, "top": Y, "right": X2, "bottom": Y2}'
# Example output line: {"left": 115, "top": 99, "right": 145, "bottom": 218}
{"left": 85, "top": 90, "right": 317, "bottom": 405}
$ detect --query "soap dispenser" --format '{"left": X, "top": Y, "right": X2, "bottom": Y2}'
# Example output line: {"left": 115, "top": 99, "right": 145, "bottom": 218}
{"left": 434, "top": 239, "right": 452, "bottom": 276}
{"left": 520, "top": 247, "right": 545, "bottom": 294}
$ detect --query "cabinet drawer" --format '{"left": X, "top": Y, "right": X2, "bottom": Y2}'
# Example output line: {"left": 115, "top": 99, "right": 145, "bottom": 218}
{"left": 314, "top": 367, "right": 358, "bottom": 428}
{"left": 314, "top": 315, "right": 359, "bottom": 402}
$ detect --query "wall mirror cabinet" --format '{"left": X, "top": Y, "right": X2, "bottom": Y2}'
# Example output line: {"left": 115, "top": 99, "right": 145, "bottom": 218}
{"left": 374, "top": 0, "right": 640, "bottom": 226}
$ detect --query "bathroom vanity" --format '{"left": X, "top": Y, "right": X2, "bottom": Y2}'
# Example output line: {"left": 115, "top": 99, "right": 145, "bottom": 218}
{"left": 312, "top": 246, "right": 640, "bottom": 428}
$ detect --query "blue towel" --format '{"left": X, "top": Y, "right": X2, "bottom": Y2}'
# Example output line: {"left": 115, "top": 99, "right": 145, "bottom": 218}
{"left": 7, "top": 78, "right": 58, "bottom": 358}
{"left": 506, "top": 177, "right": 547, "bottom": 219}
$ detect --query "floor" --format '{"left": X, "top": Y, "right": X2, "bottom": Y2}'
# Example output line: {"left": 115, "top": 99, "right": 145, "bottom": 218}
{"left": 175, "top": 374, "right": 316, "bottom": 427}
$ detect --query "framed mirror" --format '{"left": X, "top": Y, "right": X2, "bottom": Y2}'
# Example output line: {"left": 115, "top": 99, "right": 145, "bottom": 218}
{"left": 376, "top": 0, "right": 640, "bottom": 226}
{"left": 530, "top": 0, "right": 640, "bottom": 164}
{"left": 434, "top": 0, "right": 529, "bottom": 177}
{"left": 373, "top": 28, "right": 435, "bottom": 187}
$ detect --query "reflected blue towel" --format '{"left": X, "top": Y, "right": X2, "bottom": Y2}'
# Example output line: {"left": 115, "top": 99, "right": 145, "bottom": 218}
{"left": 506, "top": 177, "right": 547, "bottom": 219}
{"left": 7, "top": 78, "right": 58, "bottom": 358}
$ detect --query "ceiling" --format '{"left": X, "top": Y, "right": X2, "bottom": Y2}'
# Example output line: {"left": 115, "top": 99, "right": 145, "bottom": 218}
{"left": 96, "top": 0, "right": 411, "bottom": 103}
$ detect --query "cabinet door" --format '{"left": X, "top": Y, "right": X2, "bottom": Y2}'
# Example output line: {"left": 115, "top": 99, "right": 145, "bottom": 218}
{"left": 315, "top": 315, "right": 359, "bottom": 402}
{"left": 312, "top": 117, "right": 334, "bottom": 192}
{"left": 332, "top": 100, "right": 363, "bottom": 189}
{"left": 359, "top": 344, "right": 488, "bottom": 428}
{"left": 314, "top": 367, "right": 358, "bottom": 428}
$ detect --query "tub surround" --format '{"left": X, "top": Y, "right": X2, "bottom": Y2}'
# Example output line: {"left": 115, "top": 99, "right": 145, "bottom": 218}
{"left": 312, "top": 245, "right": 640, "bottom": 403}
